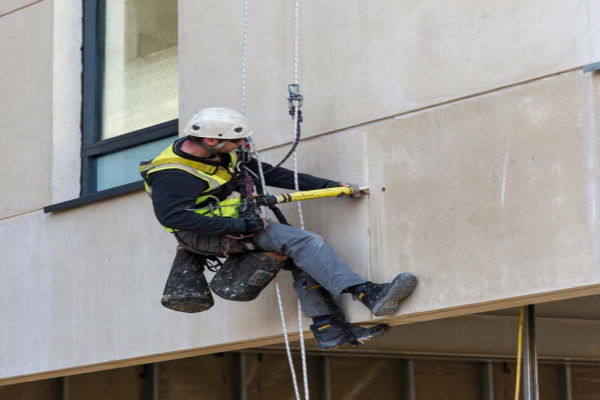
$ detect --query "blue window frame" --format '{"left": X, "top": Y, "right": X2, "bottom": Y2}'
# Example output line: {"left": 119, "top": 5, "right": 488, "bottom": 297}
{"left": 81, "top": 0, "right": 178, "bottom": 195}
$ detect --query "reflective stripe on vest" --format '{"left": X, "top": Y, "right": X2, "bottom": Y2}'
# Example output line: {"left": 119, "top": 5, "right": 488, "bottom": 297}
{"left": 140, "top": 143, "right": 241, "bottom": 232}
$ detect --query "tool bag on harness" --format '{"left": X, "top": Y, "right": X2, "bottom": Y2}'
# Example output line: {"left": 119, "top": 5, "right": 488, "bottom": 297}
{"left": 210, "top": 251, "right": 293, "bottom": 301}
{"left": 161, "top": 246, "right": 215, "bottom": 313}
{"left": 161, "top": 246, "right": 292, "bottom": 310}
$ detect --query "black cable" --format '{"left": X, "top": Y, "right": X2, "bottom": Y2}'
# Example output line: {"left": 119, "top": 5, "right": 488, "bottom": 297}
{"left": 264, "top": 110, "right": 303, "bottom": 176}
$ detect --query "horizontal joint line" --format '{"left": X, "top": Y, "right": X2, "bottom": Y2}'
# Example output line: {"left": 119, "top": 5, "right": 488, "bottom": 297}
{"left": 0, "top": 0, "right": 45, "bottom": 19}
{"left": 258, "top": 65, "right": 585, "bottom": 153}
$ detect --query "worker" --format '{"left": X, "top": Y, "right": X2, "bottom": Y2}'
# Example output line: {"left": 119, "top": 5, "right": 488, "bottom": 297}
{"left": 141, "top": 107, "right": 418, "bottom": 350}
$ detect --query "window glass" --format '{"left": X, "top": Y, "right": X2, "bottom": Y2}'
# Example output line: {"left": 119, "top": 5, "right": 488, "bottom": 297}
{"left": 96, "top": 136, "right": 177, "bottom": 191}
{"left": 101, "top": 0, "right": 178, "bottom": 140}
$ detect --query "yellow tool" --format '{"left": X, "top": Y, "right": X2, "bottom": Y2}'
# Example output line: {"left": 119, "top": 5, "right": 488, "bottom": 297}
{"left": 272, "top": 186, "right": 368, "bottom": 204}
{"left": 193, "top": 186, "right": 368, "bottom": 216}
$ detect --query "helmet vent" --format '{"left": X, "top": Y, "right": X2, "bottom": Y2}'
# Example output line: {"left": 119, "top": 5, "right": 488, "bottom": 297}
{"left": 192, "top": 125, "right": 200, "bottom": 131}
{"left": 235, "top": 127, "right": 243, "bottom": 133}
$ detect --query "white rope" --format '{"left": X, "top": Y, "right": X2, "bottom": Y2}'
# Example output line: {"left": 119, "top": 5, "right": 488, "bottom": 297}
{"left": 240, "top": 1, "right": 300, "bottom": 399}
{"left": 291, "top": 0, "right": 310, "bottom": 399}
{"left": 275, "top": 277, "right": 302, "bottom": 400}
{"left": 293, "top": 0, "right": 300, "bottom": 85}
{"left": 240, "top": 0, "right": 250, "bottom": 115}
{"left": 293, "top": 122, "right": 310, "bottom": 400}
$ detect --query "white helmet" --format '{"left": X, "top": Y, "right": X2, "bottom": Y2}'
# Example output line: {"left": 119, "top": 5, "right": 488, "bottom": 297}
{"left": 183, "top": 107, "right": 253, "bottom": 140}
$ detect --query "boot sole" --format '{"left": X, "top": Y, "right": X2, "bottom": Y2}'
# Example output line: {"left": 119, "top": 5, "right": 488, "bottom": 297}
{"left": 317, "top": 324, "right": 392, "bottom": 350}
{"left": 352, "top": 324, "right": 391, "bottom": 346}
{"left": 371, "top": 273, "right": 418, "bottom": 317}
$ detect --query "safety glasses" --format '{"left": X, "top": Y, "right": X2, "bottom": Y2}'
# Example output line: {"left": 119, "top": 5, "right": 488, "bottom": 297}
{"left": 229, "top": 137, "right": 248, "bottom": 144}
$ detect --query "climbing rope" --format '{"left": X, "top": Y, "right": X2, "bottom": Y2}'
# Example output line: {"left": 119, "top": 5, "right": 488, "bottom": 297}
{"left": 239, "top": 1, "right": 305, "bottom": 399}
{"left": 289, "top": 0, "right": 310, "bottom": 398}
{"left": 240, "top": 0, "right": 249, "bottom": 116}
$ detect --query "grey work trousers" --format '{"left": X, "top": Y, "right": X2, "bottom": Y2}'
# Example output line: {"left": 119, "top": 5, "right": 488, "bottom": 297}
{"left": 174, "top": 222, "right": 366, "bottom": 317}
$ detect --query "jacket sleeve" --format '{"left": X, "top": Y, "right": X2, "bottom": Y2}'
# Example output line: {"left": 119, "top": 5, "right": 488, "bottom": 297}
{"left": 245, "top": 158, "right": 339, "bottom": 191}
{"left": 147, "top": 170, "right": 247, "bottom": 235}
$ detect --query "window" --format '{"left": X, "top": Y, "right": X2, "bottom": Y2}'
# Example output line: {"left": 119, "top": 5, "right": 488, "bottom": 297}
{"left": 82, "top": 0, "right": 179, "bottom": 194}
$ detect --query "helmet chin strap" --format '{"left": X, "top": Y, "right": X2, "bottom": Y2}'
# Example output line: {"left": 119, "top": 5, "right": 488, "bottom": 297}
{"left": 190, "top": 136, "right": 229, "bottom": 155}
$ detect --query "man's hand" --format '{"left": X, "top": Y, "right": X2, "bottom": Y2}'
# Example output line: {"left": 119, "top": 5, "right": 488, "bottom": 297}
{"left": 243, "top": 213, "right": 268, "bottom": 233}
{"left": 339, "top": 182, "right": 370, "bottom": 198}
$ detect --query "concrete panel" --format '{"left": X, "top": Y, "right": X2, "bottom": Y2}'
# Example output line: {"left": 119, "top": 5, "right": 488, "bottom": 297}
{"left": 51, "top": 0, "right": 81, "bottom": 204}
{"left": 0, "top": 197, "right": 255, "bottom": 380}
{"left": 0, "top": 0, "right": 42, "bottom": 17}
{"left": 591, "top": 0, "right": 600, "bottom": 60}
{"left": 3, "top": 70, "right": 600, "bottom": 382}
{"left": 368, "top": 70, "right": 600, "bottom": 318}
{"left": 180, "top": 0, "right": 593, "bottom": 151}
{"left": 0, "top": 0, "right": 53, "bottom": 218}
{"left": 2, "top": 67, "right": 600, "bottom": 381}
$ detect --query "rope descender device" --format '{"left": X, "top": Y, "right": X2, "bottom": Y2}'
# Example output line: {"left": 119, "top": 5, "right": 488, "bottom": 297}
{"left": 288, "top": 83, "right": 304, "bottom": 118}
{"left": 261, "top": 84, "right": 305, "bottom": 175}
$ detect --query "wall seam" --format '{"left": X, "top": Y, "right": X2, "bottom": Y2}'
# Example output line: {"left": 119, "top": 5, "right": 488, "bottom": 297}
{"left": 0, "top": 0, "right": 44, "bottom": 19}
{"left": 0, "top": 208, "right": 44, "bottom": 222}
{"left": 260, "top": 65, "right": 584, "bottom": 153}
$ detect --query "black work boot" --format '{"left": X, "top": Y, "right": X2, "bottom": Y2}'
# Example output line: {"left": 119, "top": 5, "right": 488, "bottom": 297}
{"left": 310, "top": 320, "right": 391, "bottom": 350}
{"left": 352, "top": 273, "right": 418, "bottom": 317}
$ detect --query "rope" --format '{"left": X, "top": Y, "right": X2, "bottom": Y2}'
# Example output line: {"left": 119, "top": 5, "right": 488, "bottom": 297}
{"left": 240, "top": 0, "right": 249, "bottom": 115}
{"left": 293, "top": 105, "right": 310, "bottom": 400}
{"left": 293, "top": 0, "right": 300, "bottom": 85}
{"left": 239, "top": 1, "right": 300, "bottom": 399}
{"left": 290, "top": 0, "right": 310, "bottom": 398}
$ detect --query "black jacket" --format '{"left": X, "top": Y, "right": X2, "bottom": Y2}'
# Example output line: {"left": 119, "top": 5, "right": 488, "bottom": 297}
{"left": 147, "top": 138, "right": 339, "bottom": 235}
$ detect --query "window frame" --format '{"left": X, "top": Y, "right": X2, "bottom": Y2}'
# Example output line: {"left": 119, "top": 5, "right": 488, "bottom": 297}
{"left": 81, "top": 0, "right": 178, "bottom": 196}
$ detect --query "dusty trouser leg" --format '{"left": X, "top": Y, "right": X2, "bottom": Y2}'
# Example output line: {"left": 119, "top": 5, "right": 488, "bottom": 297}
{"left": 254, "top": 222, "right": 366, "bottom": 295}
{"left": 291, "top": 266, "right": 364, "bottom": 347}
{"left": 290, "top": 267, "right": 331, "bottom": 318}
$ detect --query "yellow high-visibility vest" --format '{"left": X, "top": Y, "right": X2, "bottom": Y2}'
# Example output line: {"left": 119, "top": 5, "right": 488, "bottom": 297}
{"left": 140, "top": 142, "right": 242, "bottom": 232}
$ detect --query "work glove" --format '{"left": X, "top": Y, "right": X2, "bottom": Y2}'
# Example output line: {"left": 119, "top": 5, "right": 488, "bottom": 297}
{"left": 243, "top": 213, "right": 267, "bottom": 233}
{"left": 339, "top": 182, "right": 368, "bottom": 198}
{"left": 325, "top": 181, "right": 368, "bottom": 197}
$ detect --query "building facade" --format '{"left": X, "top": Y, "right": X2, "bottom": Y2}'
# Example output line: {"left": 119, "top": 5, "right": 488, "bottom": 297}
{"left": 1, "top": 0, "right": 600, "bottom": 398}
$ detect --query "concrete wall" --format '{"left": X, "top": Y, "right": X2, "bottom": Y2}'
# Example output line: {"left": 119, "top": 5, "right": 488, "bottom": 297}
{"left": 179, "top": 0, "right": 600, "bottom": 318}
{"left": 0, "top": 0, "right": 53, "bottom": 218}
{"left": 179, "top": 0, "right": 597, "bottom": 149}
{"left": 2, "top": 0, "right": 600, "bottom": 385}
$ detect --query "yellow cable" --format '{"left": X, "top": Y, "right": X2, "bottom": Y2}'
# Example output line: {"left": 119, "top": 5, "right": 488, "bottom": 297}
{"left": 515, "top": 306, "right": 525, "bottom": 400}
